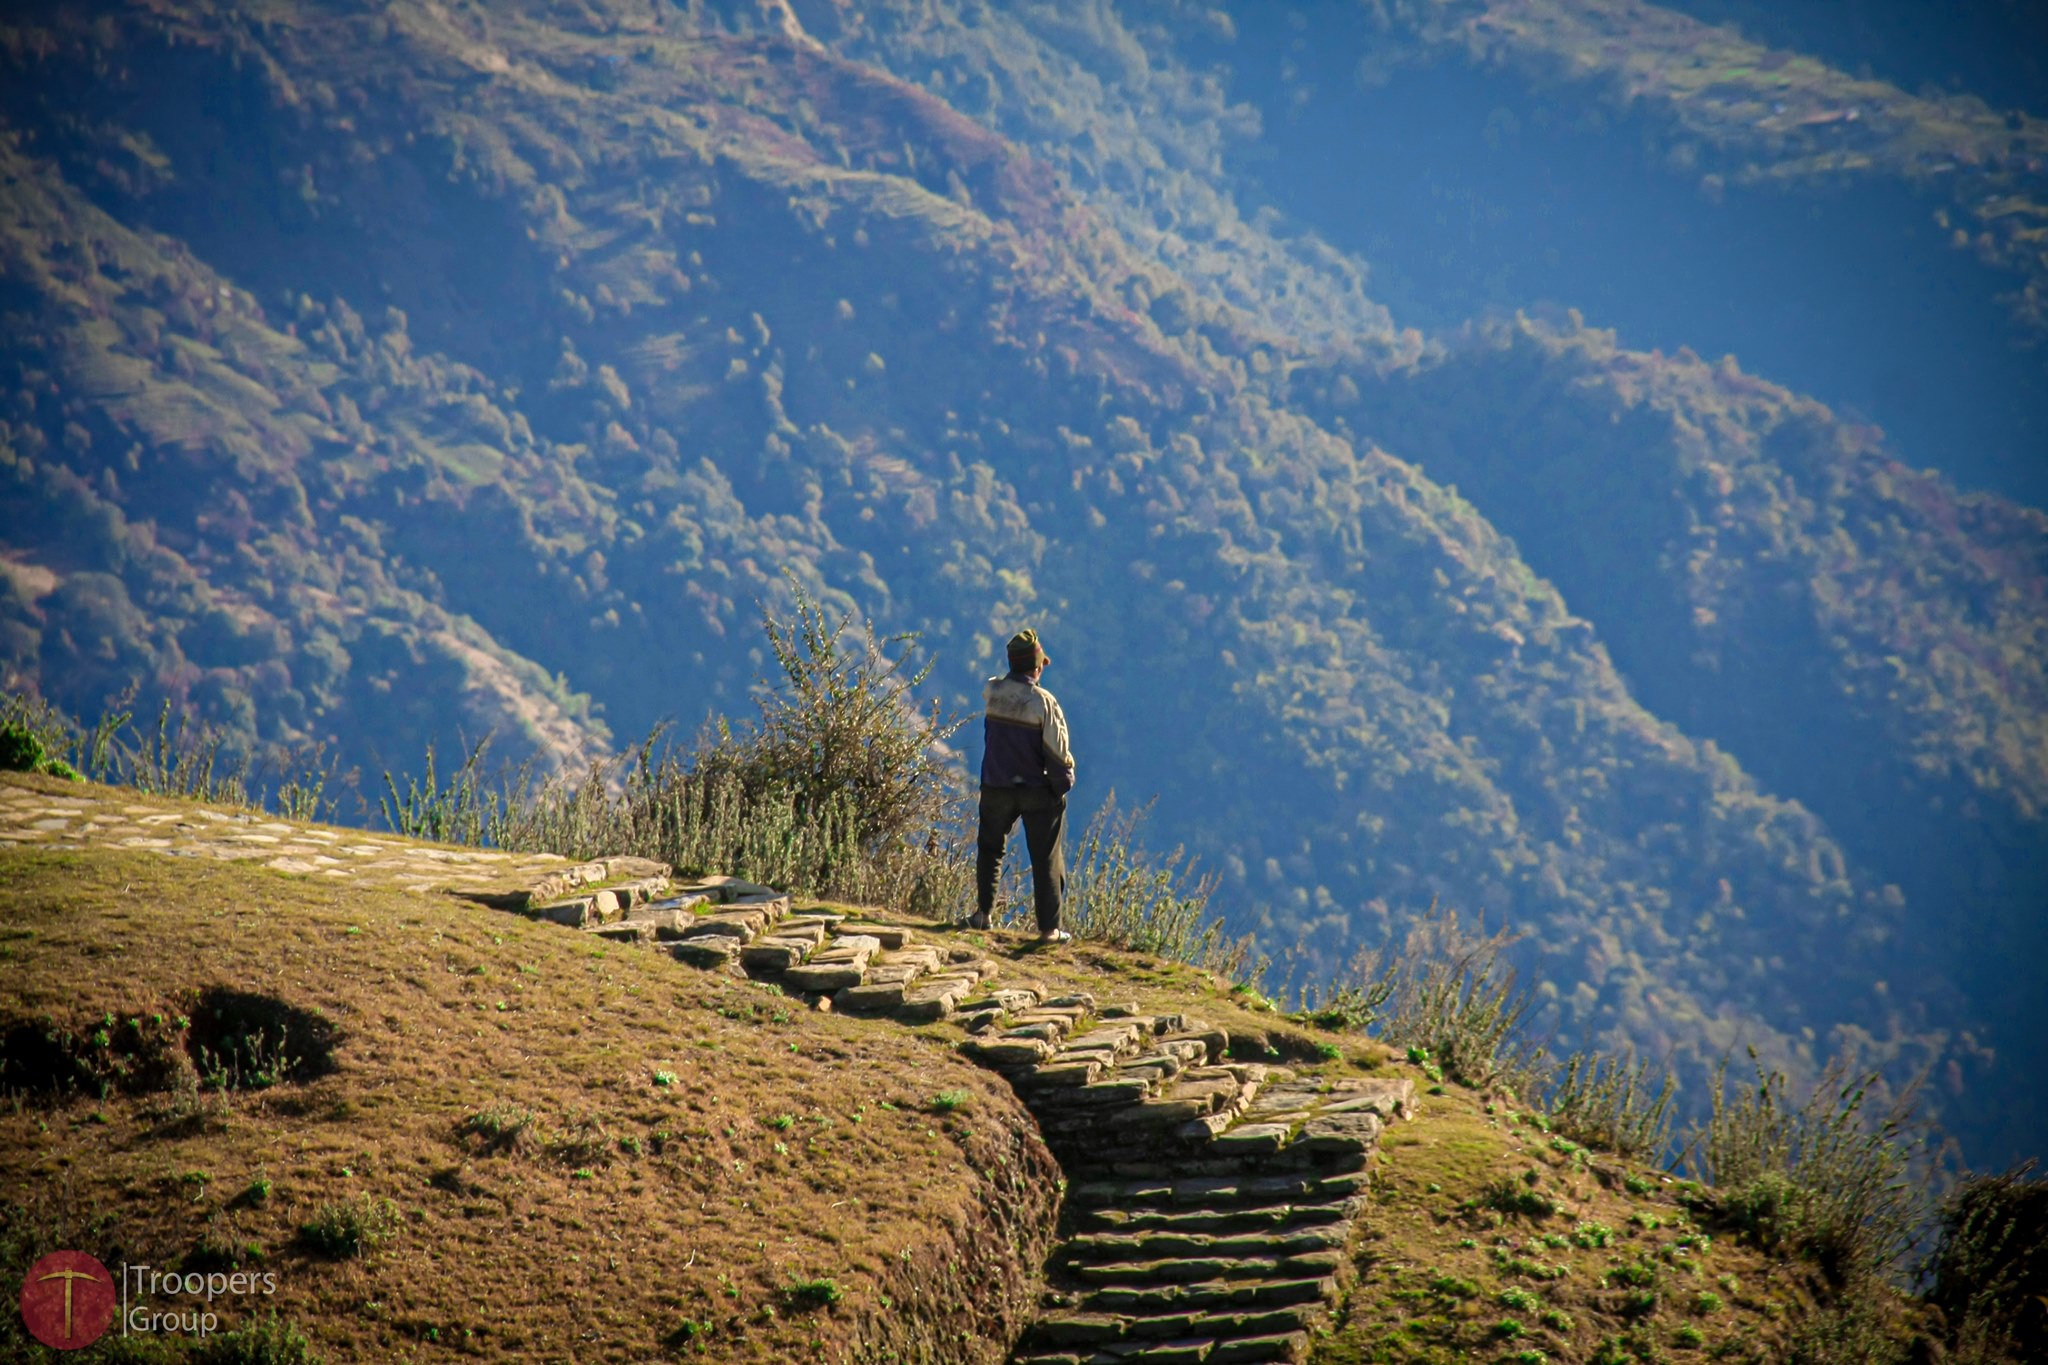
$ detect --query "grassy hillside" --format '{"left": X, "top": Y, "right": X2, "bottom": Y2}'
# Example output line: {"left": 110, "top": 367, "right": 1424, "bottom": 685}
{"left": 0, "top": 774, "right": 1965, "bottom": 1363}
{"left": 0, "top": 0, "right": 2041, "bottom": 1180}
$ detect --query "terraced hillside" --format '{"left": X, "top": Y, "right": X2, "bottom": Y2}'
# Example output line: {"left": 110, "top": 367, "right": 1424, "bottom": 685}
{"left": 0, "top": 773, "right": 1935, "bottom": 1363}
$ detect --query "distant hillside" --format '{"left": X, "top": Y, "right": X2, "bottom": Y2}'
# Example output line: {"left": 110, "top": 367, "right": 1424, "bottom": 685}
{"left": 0, "top": 0, "right": 2042, "bottom": 1174}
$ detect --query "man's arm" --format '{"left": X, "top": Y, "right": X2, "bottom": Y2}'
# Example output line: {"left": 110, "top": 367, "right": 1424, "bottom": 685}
{"left": 1040, "top": 690, "right": 1074, "bottom": 777}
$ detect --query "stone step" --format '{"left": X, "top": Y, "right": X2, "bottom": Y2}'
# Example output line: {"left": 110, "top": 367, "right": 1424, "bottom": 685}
{"left": 1063, "top": 1226, "right": 1346, "bottom": 1264}
{"left": 962, "top": 987, "right": 1042, "bottom": 1016}
{"left": 897, "top": 969, "right": 983, "bottom": 1022}
{"left": 1069, "top": 1172, "right": 1367, "bottom": 1212}
{"left": 781, "top": 934, "right": 881, "bottom": 991}
{"left": 1074, "top": 1203, "right": 1347, "bottom": 1237}
{"left": 1208, "top": 1332, "right": 1309, "bottom": 1363}
{"left": 670, "top": 937, "right": 739, "bottom": 969}
{"left": 1067, "top": 1251, "right": 1342, "bottom": 1287}
{"left": 1033, "top": 1078, "right": 1151, "bottom": 1110}
{"left": 518, "top": 857, "right": 672, "bottom": 909}
{"left": 1018, "top": 1305, "right": 1319, "bottom": 1355}
{"left": 836, "top": 980, "right": 912, "bottom": 1013}
{"left": 739, "top": 936, "right": 816, "bottom": 973}
{"left": 1083, "top": 1275, "right": 1335, "bottom": 1315}
{"left": 626, "top": 893, "right": 710, "bottom": 922}
{"left": 963, "top": 1036, "right": 1054, "bottom": 1068}
{"left": 833, "top": 922, "right": 916, "bottom": 949}
{"left": 675, "top": 909, "right": 768, "bottom": 942}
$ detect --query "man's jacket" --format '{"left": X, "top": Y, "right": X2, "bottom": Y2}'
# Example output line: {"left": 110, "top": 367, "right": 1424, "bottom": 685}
{"left": 980, "top": 671, "right": 1075, "bottom": 793}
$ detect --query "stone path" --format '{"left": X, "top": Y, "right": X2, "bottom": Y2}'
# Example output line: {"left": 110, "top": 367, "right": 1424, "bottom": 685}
{"left": 0, "top": 778, "right": 581, "bottom": 894}
{"left": 0, "top": 778, "right": 1415, "bottom": 1364}
{"left": 508, "top": 856, "right": 1416, "bottom": 1365}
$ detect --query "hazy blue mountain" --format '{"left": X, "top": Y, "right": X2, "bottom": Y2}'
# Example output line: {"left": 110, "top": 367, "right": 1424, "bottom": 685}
{"left": 1, "top": 0, "right": 2041, "bottom": 1170}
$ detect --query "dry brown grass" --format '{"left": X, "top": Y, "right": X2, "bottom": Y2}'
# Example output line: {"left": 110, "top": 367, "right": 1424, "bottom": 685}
{"left": 0, "top": 821, "right": 1059, "bottom": 1362}
{"left": 1317, "top": 1084, "right": 1936, "bottom": 1364}
{"left": 3, "top": 774, "right": 1944, "bottom": 1364}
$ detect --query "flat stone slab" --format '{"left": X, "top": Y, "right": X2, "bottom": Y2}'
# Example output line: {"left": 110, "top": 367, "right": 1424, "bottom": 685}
{"left": 784, "top": 961, "right": 868, "bottom": 992}
{"left": 1317, "top": 1078, "right": 1414, "bottom": 1120}
{"left": 534, "top": 896, "right": 600, "bottom": 928}
{"left": 630, "top": 893, "right": 711, "bottom": 919}
{"left": 1022, "top": 1060, "right": 1104, "bottom": 1088}
{"left": 739, "top": 940, "right": 812, "bottom": 973}
{"left": 836, "top": 981, "right": 908, "bottom": 1013}
{"left": 1166, "top": 1077, "right": 1241, "bottom": 1111}
{"left": 1212, "top": 1122, "right": 1292, "bottom": 1155}
{"left": 671, "top": 938, "right": 738, "bottom": 968}
{"left": 812, "top": 934, "right": 882, "bottom": 963}
{"left": 1068, "top": 1024, "right": 1143, "bottom": 1052}
{"left": 1107, "top": 1098, "right": 1213, "bottom": 1130}
{"left": 1119, "top": 1055, "right": 1185, "bottom": 1082}
{"left": 837, "top": 923, "right": 915, "bottom": 949}
{"left": 1043, "top": 1079, "right": 1150, "bottom": 1109}
{"left": 1209, "top": 1331, "right": 1309, "bottom": 1363}
{"left": 676, "top": 911, "right": 765, "bottom": 941}
{"left": 897, "top": 979, "right": 971, "bottom": 1022}
{"left": 1297, "top": 1111, "right": 1381, "bottom": 1155}
{"left": 964, "top": 1037, "right": 1053, "bottom": 1067}
{"left": 1004, "top": 1022, "right": 1066, "bottom": 1044}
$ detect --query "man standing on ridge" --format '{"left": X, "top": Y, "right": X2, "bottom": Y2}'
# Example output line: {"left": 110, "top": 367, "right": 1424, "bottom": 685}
{"left": 969, "top": 628, "right": 1075, "bottom": 942}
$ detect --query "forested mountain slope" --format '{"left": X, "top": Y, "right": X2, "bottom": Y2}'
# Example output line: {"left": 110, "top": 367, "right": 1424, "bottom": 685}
{"left": 1, "top": 0, "right": 2041, "bottom": 1170}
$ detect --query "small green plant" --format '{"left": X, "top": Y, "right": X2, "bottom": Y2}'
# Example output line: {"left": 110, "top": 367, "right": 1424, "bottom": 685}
{"left": 1492, "top": 1318, "right": 1527, "bottom": 1338}
{"left": 1606, "top": 1261, "right": 1659, "bottom": 1290}
{"left": 1497, "top": 1254, "right": 1570, "bottom": 1281}
{"left": 765, "top": 1113, "right": 795, "bottom": 1131}
{"left": 299, "top": 1196, "right": 395, "bottom": 1258}
{"left": 240, "top": 1176, "right": 273, "bottom": 1206}
{"left": 1673, "top": 1323, "right": 1705, "bottom": 1347}
{"left": 1623, "top": 1172, "right": 1654, "bottom": 1195}
{"left": 1480, "top": 1176, "right": 1558, "bottom": 1219}
{"left": 1544, "top": 1049, "right": 1677, "bottom": 1160}
{"left": 1429, "top": 1274, "right": 1479, "bottom": 1299}
{"left": 653, "top": 1069, "right": 677, "bottom": 1087}
{"left": 664, "top": 1319, "right": 711, "bottom": 1349}
{"left": 1498, "top": 1286, "right": 1541, "bottom": 1311}
{"left": 0, "top": 715, "right": 82, "bottom": 780}
{"left": 461, "top": 1104, "right": 533, "bottom": 1153}
{"left": 1693, "top": 1290, "right": 1723, "bottom": 1313}
{"left": 929, "top": 1090, "right": 970, "bottom": 1114}
{"left": 782, "top": 1277, "right": 843, "bottom": 1310}
{"left": 1540, "top": 1307, "right": 1575, "bottom": 1332}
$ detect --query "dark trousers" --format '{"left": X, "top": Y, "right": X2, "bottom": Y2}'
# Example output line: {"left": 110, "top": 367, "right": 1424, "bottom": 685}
{"left": 976, "top": 784, "right": 1067, "bottom": 932}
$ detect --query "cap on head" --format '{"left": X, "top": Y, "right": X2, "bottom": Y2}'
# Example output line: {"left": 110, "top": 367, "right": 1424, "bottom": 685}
{"left": 1006, "top": 628, "right": 1049, "bottom": 670}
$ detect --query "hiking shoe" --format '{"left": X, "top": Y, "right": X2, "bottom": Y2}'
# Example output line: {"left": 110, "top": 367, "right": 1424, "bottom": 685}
{"left": 1039, "top": 927, "right": 1072, "bottom": 944}
{"left": 964, "top": 910, "right": 990, "bottom": 931}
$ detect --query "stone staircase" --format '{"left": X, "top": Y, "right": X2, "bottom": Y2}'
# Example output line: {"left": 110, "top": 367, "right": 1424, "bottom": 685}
{"left": 506, "top": 867, "right": 1415, "bottom": 1364}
